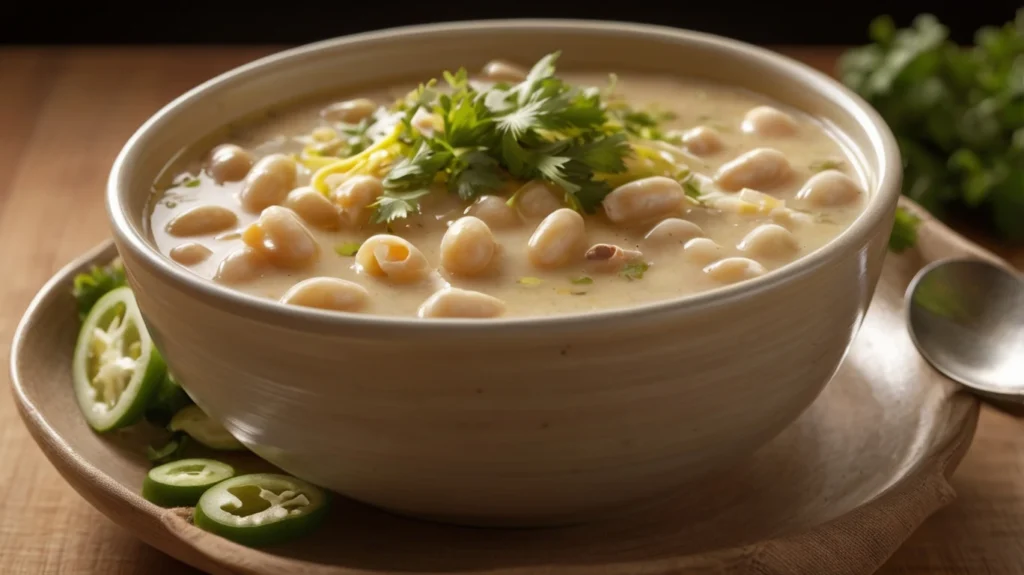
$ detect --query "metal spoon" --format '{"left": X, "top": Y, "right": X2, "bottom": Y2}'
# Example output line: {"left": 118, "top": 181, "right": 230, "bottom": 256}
{"left": 907, "top": 258, "right": 1024, "bottom": 404}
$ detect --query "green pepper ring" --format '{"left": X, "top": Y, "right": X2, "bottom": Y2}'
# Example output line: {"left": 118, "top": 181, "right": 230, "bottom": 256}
{"left": 194, "top": 473, "right": 330, "bottom": 547}
{"left": 72, "top": 286, "right": 166, "bottom": 432}
{"left": 142, "top": 458, "right": 235, "bottom": 508}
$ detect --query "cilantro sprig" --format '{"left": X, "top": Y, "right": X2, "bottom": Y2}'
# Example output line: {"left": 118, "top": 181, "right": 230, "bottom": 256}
{"left": 369, "top": 52, "right": 633, "bottom": 224}
{"left": 72, "top": 258, "right": 127, "bottom": 320}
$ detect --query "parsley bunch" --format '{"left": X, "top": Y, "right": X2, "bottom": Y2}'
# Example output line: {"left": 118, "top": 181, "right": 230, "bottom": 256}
{"left": 370, "top": 52, "right": 632, "bottom": 224}
{"left": 840, "top": 11, "right": 1024, "bottom": 242}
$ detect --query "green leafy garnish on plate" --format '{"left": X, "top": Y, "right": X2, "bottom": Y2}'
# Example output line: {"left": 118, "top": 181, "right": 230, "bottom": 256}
{"left": 571, "top": 276, "right": 594, "bottom": 285}
{"left": 147, "top": 433, "right": 190, "bottom": 465}
{"left": 518, "top": 276, "right": 544, "bottom": 286}
{"left": 71, "top": 258, "right": 127, "bottom": 320}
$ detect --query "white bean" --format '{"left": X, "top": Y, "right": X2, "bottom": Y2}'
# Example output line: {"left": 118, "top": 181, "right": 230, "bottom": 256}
{"left": 207, "top": 144, "right": 255, "bottom": 183}
{"left": 584, "top": 243, "right": 644, "bottom": 274}
{"left": 742, "top": 106, "right": 798, "bottom": 137}
{"left": 644, "top": 218, "right": 704, "bottom": 246}
{"left": 738, "top": 224, "right": 799, "bottom": 258}
{"left": 796, "top": 170, "right": 864, "bottom": 207}
{"left": 516, "top": 181, "right": 562, "bottom": 219}
{"left": 330, "top": 175, "right": 384, "bottom": 225}
{"left": 527, "top": 208, "right": 586, "bottom": 269}
{"left": 418, "top": 287, "right": 506, "bottom": 319}
{"left": 467, "top": 195, "right": 521, "bottom": 228}
{"left": 165, "top": 205, "right": 238, "bottom": 237}
{"left": 239, "top": 154, "right": 297, "bottom": 213}
{"left": 356, "top": 234, "right": 430, "bottom": 283}
{"left": 715, "top": 148, "right": 792, "bottom": 191}
{"left": 280, "top": 277, "right": 369, "bottom": 312}
{"left": 169, "top": 242, "right": 213, "bottom": 266}
{"left": 440, "top": 216, "right": 497, "bottom": 277}
{"left": 241, "top": 206, "right": 319, "bottom": 269}
{"left": 681, "top": 126, "right": 724, "bottom": 156}
{"left": 321, "top": 98, "right": 377, "bottom": 124}
{"left": 704, "top": 257, "right": 767, "bottom": 284}
{"left": 214, "top": 247, "right": 267, "bottom": 284}
{"left": 602, "top": 176, "right": 685, "bottom": 224}
{"left": 284, "top": 186, "right": 341, "bottom": 230}
{"left": 481, "top": 60, "right": 527, "bottom": 83}
{"left": 683, "top": 238, "right": 723, "bottom": 265}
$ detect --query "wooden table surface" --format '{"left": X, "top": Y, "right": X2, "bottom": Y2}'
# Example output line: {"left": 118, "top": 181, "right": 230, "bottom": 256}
{"left": 2, "top": 45, "right": 1023, "bottom": 575}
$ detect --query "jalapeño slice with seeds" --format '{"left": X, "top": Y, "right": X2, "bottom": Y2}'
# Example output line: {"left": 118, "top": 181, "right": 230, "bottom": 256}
{"left": 72, "top": 287, "right": 166, "bottom": 432}
{"left": 142, "top": 458, "right": 235, "bottom": 508}
{"left": 194, "top": 473, "right": 330, "bottom": 547}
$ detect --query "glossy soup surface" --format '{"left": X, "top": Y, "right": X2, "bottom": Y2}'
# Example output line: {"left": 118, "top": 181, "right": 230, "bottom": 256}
{"left": 148, "top": 58, "right": 867, "bottom": 319}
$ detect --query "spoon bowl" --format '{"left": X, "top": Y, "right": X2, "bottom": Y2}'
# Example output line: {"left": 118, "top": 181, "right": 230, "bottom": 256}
{"left": 907, "top": 258, "right": 1024, "bottom": 401}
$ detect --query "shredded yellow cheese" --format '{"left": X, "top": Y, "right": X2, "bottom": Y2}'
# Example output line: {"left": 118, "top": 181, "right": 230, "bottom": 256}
{"left": 310, "top": 124, "right": 403, "bottom": 194}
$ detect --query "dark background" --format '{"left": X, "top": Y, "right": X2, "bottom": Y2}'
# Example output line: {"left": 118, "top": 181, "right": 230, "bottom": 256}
{"left": 2, "top": 2, "right": 1021, "bottom": 45}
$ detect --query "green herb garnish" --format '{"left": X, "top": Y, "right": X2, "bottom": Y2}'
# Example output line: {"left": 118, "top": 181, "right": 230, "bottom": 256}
{"left": 840, "top": 10, "right": 1024, "bottom": 242}
{"left": 146, "top": 434, "right": 189, "bottom": 465}
{"left": 619, "top": 261, "right": 649, "bottom": 281}
{"left": 809, "top": 159, "right": 845, "bottom": 172}
{"left": 889, "top": 206, "right": 922, "bottom": 253}
{"left": 71, "top": 259, "right": 127, "bottom": 320}
{"left": 334, "top": 242, "right": 362, "bottom": 257}
{"left": 342, "top": 118, "right": 374, "bottom": 155}
{"left": 570, "top": 276, "right": 594, "bottom": 285}
{"left": 611, "top": 108, "right": 677, "bottom": 141}
{"left": 518, "top": 276, "right": 544, "bottom": 286}
{"left": 369, "top": 52, "right": 633, "bottom": 223}
{"left": 682, "top": 176, "right": 702, "bottom": 200}
{"left": 183, "top": 177, "right": 201, "bottom": 188}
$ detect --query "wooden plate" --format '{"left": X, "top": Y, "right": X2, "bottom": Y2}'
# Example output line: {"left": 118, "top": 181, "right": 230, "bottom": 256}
{"left": 10, "top": 200, "right": 986, "bottom": 575}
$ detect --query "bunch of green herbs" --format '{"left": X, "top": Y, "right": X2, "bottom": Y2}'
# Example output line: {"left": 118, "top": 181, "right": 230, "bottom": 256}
{"left": 840, "top": 11, "right": 1024, "bottom": 243}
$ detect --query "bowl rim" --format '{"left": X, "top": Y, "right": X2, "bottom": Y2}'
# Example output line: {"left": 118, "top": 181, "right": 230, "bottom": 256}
{"left": 107, "top": 18, "right": 901, "bottom": 336}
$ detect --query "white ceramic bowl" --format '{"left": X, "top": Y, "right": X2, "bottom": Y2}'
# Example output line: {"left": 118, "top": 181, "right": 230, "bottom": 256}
{"left": 108, "top": 20, "right": 901, "bottom": 527}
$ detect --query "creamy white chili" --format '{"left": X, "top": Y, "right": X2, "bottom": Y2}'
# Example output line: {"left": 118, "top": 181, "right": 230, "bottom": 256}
{"left": 148, "top": 54, "right": 866, "bottom": 319}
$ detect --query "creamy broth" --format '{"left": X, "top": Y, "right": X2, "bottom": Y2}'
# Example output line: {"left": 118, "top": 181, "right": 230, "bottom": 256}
{"left": 148, "top": 57, "right": 866, "bottom": 319}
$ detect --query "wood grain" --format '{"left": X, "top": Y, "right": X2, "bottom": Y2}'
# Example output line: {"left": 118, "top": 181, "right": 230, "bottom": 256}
{"left": 0, "top": 45, "right": 1022, "bottom": 575}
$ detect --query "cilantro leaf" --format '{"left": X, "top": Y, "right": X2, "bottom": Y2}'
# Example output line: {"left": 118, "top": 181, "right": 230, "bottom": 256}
{"left": 147, "top": 433, "right": 189, "bottom": 464}
{"left": 72, "top": 259, "right": 127, "bottom": 321}
{"left": 370, "top": 142, "right": 452, "bottom": 223}
{"left": 372, "top": 51, "right": 645, "bottom": 221}
{"left": 370, "top": 191, "right": 432, "bottom": 224}
{"left": 144, "top": 373, "right": 193, "bottom": 428}
{"left": 449, "top": 151, "right": 505, "bottom": 200}
{"left": 620, "top": 261, "right": 649, "bottom": 281}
